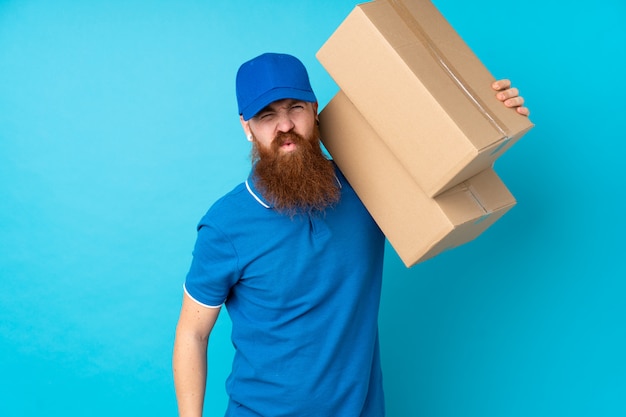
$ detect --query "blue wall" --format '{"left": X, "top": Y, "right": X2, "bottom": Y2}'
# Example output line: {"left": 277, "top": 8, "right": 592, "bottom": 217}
{"left": 1, "top": 1, "right": 624, "bottom": 416}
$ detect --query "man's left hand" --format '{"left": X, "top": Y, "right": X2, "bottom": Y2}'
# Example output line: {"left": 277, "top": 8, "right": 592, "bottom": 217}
{"left": 492, "top": 79, "right": 530, "bottom": 117}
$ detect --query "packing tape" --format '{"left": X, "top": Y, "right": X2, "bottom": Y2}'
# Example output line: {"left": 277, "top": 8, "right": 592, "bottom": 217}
{"left": 389, "top": 0, "right": 510, "bottom": 140}
{"left": 466, "top": 185, "right": 493, "bottom": 225}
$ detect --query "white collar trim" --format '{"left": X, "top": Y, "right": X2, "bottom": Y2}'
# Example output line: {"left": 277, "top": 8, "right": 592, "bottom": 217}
{"left": 245, "top": 179, "right": 271, "bottom": 208}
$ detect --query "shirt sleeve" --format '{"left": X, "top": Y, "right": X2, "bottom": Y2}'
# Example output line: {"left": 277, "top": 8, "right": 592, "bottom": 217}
{"left": 184, "top": 221, "right": 241, "bottom": 307}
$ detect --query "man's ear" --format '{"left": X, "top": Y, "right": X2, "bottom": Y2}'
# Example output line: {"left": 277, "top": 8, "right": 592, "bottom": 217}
{"left": 312, "top": 102, "right": 320, "bottom": 125}
{"left": 240, "top": 115, "right": 253, "bottom": 142}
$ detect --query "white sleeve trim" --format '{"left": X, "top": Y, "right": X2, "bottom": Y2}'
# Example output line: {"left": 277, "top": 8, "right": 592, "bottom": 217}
{"left": 183, "top": 283, "right": 223, "bottom": 309}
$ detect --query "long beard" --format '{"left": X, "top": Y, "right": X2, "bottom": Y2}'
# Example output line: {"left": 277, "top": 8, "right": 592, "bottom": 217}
{"left": 251, "top": 125, "right": 340, "bottom": 216}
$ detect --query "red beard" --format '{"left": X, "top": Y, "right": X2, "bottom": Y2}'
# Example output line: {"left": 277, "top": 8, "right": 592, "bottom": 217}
{"left": 251, "top": 125, "right": 340, "bottom": 216}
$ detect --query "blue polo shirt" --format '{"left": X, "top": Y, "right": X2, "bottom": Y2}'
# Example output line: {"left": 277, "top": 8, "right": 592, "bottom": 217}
{"left": 184, "top": 165, "right": 386, "bottom": 417}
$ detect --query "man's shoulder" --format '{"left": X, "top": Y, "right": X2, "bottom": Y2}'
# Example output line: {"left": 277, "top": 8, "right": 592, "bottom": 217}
{"left": 198, "top": 182, "right": 250, "bottom": 225}
{"left": 214, "top": 181, "right": 248, "bottom": 206}
{"left": 200, "top": 175, "right": 278, "bottom": 225}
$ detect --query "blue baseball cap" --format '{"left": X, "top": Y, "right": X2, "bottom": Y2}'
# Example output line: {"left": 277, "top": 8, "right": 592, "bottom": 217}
{"left": 236, "top": 53, "right": 317, "bottom": 121}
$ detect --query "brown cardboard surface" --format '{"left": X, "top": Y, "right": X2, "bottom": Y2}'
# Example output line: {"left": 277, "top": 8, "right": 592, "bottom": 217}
{"left": 319, "top": 91, "right": 516, "bottom": 267}
{"left": 317, "top": 0, "right": 534, "bottom": 197}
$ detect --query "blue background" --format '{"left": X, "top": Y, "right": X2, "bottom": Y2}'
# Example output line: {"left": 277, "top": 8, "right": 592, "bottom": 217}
{"left": 1, "top": 1, "right": 624, "bottom": 416}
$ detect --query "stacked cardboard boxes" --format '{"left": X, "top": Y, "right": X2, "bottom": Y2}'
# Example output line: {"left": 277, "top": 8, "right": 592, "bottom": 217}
{"left": 317, "top": 0, "right": 534, "bottom": 267}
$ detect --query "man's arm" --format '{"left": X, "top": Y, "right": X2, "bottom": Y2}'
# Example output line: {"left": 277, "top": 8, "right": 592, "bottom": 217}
{"left": 492, "top": 79, "right": 530, "bottom": 116}
{"left": 173, "top": 292, "right": 221, "bottom": 417}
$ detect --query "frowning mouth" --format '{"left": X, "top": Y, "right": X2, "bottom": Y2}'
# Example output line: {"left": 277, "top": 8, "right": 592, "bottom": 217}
{"left": 280, "top": 141, "right": 297, "bottom": 152}
{"left": 274, "top": 132, "right": 301, "bottom": 153}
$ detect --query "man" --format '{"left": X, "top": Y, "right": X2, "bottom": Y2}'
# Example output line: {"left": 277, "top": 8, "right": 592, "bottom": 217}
{"left": 173, "top": 52, "right": 529, "bottom": 417}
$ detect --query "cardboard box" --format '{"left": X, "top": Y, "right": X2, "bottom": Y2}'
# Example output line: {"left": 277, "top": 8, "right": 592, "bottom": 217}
{"left": 319, "top": 91, "right": 516, "bottom": 267}
{"left": 317, "top": 0, "right": 534, "bottom": 197}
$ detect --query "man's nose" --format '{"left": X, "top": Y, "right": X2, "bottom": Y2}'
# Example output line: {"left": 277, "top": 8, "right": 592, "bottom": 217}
{"left": 276, "top": 111, "right": 295, "bottom": 133}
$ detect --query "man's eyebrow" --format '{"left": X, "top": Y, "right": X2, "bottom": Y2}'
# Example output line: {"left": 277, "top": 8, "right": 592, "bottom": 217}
{"left": 259, "top": 99, "right": 302, "bottom": 114}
